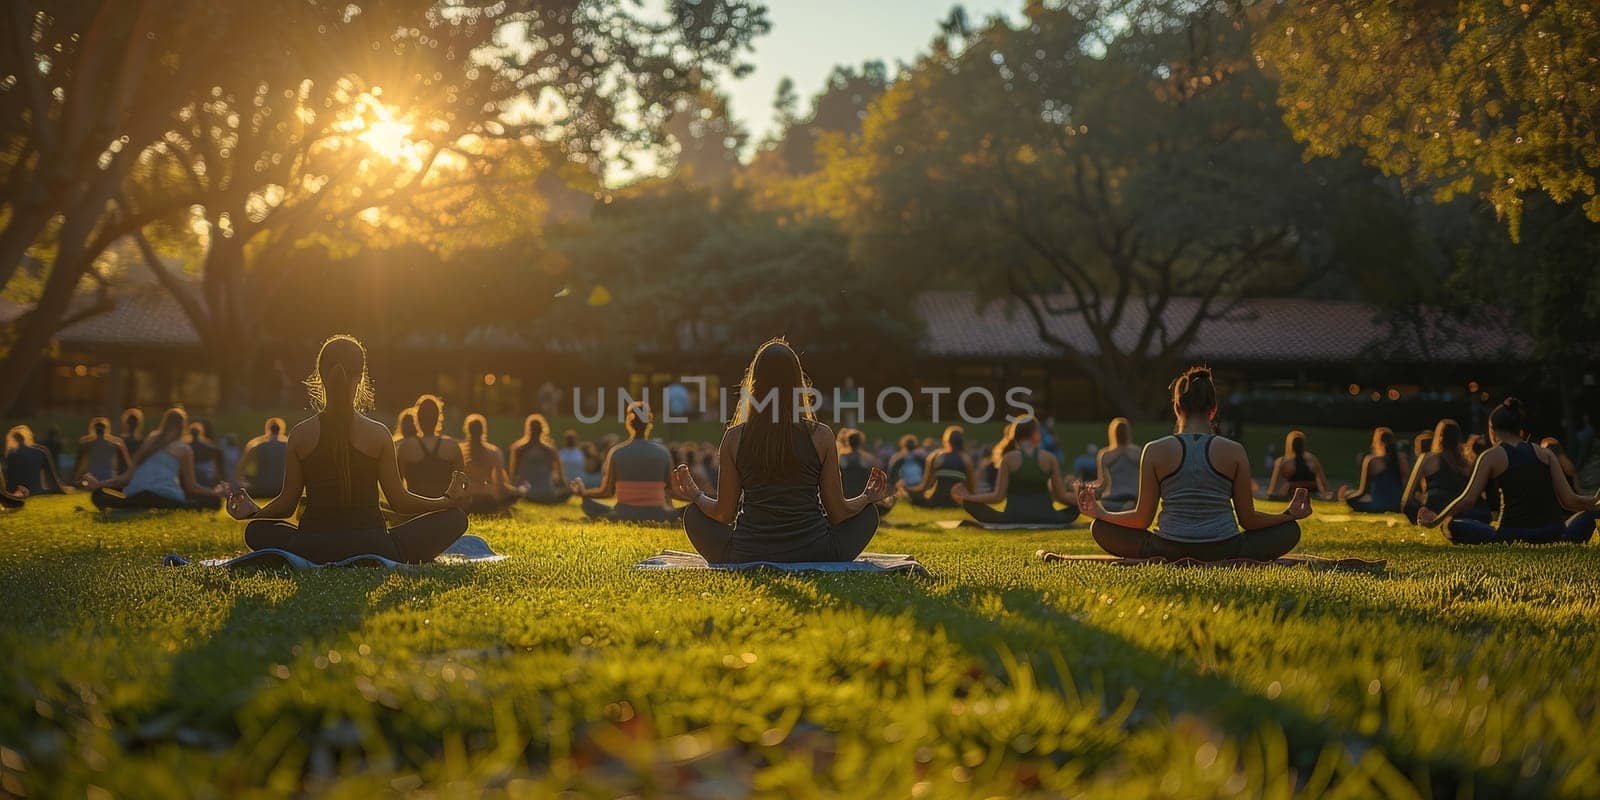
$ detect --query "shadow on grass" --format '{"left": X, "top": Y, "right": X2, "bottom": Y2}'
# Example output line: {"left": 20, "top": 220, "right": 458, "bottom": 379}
{"left": 740, "top": 570, "right": 1500, "bottom": 796}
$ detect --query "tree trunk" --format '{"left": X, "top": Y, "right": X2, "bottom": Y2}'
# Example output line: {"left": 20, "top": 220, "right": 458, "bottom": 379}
{"left": 0, "top": 213, "right": 99, "bottom": 414}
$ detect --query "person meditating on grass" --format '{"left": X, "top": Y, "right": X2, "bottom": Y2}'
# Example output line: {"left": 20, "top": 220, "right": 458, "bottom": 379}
{"left": 72, "top": 417, "right": 132, "bottom": 484}
{"left": 397, "top": 394, "right": 464, "bottom": 499}
{"left": 233, "top": 417, "right": 289, "bottom": 498}
{"left": 898, "top": 425, "right": 974, "bottom": 508}
{"left": 1265, "top": 430, "right": 1332, "bottom": 500}
{"left": 1401, "top": 419, "right": 1491, "bottom": 525}
{"left": 1340, "top": 427, "right": 1409, "bottom": 513}
{"left": 509, "top": 413, "right": 574, "bottom": 504}
{"left": 460, "top": 414, "right": 522, "bottom": 515}
{"left": 1076, "top": 366, "right": 1311, "bottom": 561}
{"left": 225, "top": 335, "right": 470, "bottom": 564}
{"left": 85, "top": 408, "right": 228, "bottom": 511}
{"left": 1095, "top": 417, "right": 1141, "bottom": 511}
{"left": 954, "top": 417, "right": 1079, "bottom": 526}
{"left": 571, "top": 401, "right": 683, "bottom": 523}
{"left": 1417, "top": 398, "right": 1600, "bottom": 544}
{"left": 4, "top": 425, "right": 68, "bottom": 497}
{"left": 673, "top": 338, "right": 892, "bottom": 563}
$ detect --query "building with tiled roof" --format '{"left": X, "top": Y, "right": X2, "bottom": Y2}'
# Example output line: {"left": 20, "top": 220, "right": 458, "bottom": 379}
{"left": 6, "top": 286, "right": 1534, "bottom": 420}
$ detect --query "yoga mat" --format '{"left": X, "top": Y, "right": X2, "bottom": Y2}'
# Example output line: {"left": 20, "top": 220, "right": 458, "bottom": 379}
{"left": 936, "top": 519, "right": 1080, "bottom": 531}
{"left": 1316, "top": 513, "right": 1402, "bottom": 527}
{"left": 634, "top": 549, "right": 929, "bottom": 577}
{"left": 1034, "top": 551, "right": 1385, "bottom": 573}
{"left": 163, "top": 534, "right": 508, "bottom": 569}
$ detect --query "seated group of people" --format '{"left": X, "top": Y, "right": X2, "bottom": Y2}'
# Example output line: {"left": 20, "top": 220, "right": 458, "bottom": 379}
{"left": 6, "top": 335, "right": 1595, "bottom": 565}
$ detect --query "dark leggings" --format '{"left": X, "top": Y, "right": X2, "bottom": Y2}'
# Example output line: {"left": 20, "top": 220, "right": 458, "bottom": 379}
{"left": 92, "top": 489, "right": 221, "bottom": 511}
{"left": 906, "top": 479, "right": 963, "bottom": 508}
{"left": 243, "top": 508, "right": 469, "bottom": 564}
{"left": 466, "top": 494, "right": 517, "bottom": 515}
{"left": 582, "top": 496, "right": 684, "bottom": 523}
{"left": 1445, "top": 511, "right": 1597, "bottom": 545}
{"left": 1091, "top": 518, "right": 1301, "bottom": 561}
{"left": 962, "top": 498, "right": 1079, "bottom": 526}
{"left": 521, "top": 486, "right": 573, "bottom": 505}
{"left": 683, "top": 505, "right": 879, "bottom": 564}
{"left": 1346, "top": 495, "right": 1402, "bottom": 514}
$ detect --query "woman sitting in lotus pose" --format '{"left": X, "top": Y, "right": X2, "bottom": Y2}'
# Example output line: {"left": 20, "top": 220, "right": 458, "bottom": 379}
{"left": 85, "top": 408, "right": 227, "bottom": 511}
{"left": 4, "top": 426, "right": 67, "bottom": 497}
{"left": 954, "top": 417, "right": 1078, "bottom": 526}
{"left": 1418, "top": 399, "right": 1599, "bottom": 544}
{"left": 673, "top": 338, "right": 891, "bottom": 563}
{"left": 1265, "top": 430, "right": 1332, "bottom": 500}
{"left": 509, "top": 413, "right": 573, "bottom": 504}
{"left": 1077, "top": 366, "right": 1310, "bottom": 561}
{"left": 397, "top": 395, "right": 464, "bottom": 498}
{"left": 1401, "top": 419, "right": 1490, "bottom": 524}
{"left": 226, "top": 335, "right": 469, "bottom": 564}
{"left": 72, "top": 417, "right": 132, "bottom": 484}
{"left": 1340, "top": 427, "right": 1409, "bottom": 513}
{"left": 572, "top": 402, "right": 683, "bottom": 523}
{"left": 898, "top": 425, "right": 974, "bottom": 508}
{"left": 1096, "top": 417, "right": 1141, "bottom": 511}
{"left": 460, "top": 414, "right": 521, "bottom": 515}
{"left": 233, "top": 417, "right": 289, "bottom": 498}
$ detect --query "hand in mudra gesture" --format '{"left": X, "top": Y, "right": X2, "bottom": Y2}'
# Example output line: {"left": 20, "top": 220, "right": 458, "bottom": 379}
{"left": 1285, "top": 487, "right": 1312, "bottom": 521}
{"left": 226, "top": 488, "right": 259, "bottom": 520}
{"left": 672, "top": 464, "right": 701, "bottom": 499}
{"left": 445, "top": 471, "right": 469, "bottom": 504}
{"left": 861, "top": 467, "right": 890, "bottom": 504}
{"left": 1072, "top": 478, "right": 1102, "bottom": 516}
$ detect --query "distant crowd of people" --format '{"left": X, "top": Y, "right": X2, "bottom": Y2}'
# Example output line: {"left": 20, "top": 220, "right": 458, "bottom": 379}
{"left": 4, "top": 334, "right": 1596, "bottom": 562}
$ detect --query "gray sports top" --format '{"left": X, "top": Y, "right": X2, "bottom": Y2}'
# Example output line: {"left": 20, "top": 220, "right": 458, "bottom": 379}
{"left": 1153, "top": 434, "right": 1238, "bottom": 543}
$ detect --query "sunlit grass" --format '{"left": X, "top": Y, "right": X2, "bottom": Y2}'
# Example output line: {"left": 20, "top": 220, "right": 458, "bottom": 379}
{"left": 1, "top": 496, "right": 1596, "bottom": 796}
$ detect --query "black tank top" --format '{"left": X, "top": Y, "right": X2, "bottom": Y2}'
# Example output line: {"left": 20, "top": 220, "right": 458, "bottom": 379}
{"left": 839, "top": 451, "right": 871, "bottom": 496}
{"left": 1423, "top": 457, "right": 1469, "bottom": 508}
{"left": 1497, "top": 442, "right": 1563, "bottom": 528}
{"left": 407, "top": 437, "right": 454, "bottom": 496}
{"left": 1288, "top": 454, "right": 1315, "bottom": 483}
{"left": 733, "top": 423, "right": 828, "bottom": 546}
{"left": 299, "top": 432, "right": 385, "bottom": 531}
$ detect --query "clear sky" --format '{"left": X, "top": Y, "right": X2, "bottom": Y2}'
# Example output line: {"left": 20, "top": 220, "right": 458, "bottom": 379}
{"left": 724, "top": 0, "right": 1022, "bottom": 144}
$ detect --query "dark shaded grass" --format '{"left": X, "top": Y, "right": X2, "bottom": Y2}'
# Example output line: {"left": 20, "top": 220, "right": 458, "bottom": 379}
{"left": 1, "top": 496, "right": 1597, "bottom": 796}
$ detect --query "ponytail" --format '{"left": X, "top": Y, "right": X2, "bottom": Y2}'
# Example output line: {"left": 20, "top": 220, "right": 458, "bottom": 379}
{"left": 306, "top": 335, "right": 373, "bottom": 505}
{"left": 1170, "top": 366, "right": 1217, "bottom": 428}
{"left": 1489, "top": 397, "right": 1526, "bottom": 434}
{"left": 463, "top": 414, "right": 489, "bottom": 465}
{"left": 992, "top": 418, "right": 1039, "bottom": 466}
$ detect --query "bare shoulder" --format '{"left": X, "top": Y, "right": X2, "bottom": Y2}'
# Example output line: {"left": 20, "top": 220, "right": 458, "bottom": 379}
{"left": 810, "top": 421, "right": 835, "bottom": 444}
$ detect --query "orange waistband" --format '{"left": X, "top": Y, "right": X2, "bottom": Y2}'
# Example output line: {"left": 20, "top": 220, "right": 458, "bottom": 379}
{"left": 616, "top": 480, "right": 666, "bottom": 507}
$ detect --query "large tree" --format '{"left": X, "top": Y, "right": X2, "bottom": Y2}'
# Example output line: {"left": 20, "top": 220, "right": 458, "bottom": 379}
{"left": 1257, "top": 0, "right": 1600, "bottom": 237}
{"left": 821, "top": 1, "right": 1389, "bottom": 414}
{"left": 0, "top": 0, "right": 769, "bottom": 412}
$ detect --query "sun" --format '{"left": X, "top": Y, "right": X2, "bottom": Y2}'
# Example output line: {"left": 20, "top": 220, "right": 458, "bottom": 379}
{"left": 358, "top": 117, "right": 415, "bottom": 162}
{"left": 338, "top": 93, "right": 427, "bottom": 172}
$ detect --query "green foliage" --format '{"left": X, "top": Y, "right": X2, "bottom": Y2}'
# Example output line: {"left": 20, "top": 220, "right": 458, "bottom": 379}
{"left": 816, "top": 2, "right": 1396, "bottom": 414}
{"left": 3, "top": 495, "right": 1600, "bottom": 795}
{"left": 1259, "top": 0, "right": 1600, "bottom": 237}
{"left": 534, "top": 183, "right": 920, "bottom": 372}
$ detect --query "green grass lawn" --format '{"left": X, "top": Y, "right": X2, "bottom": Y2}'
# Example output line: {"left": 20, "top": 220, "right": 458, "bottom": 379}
{"left": 2, "top": 496, "right": 1597, "bottom": 798}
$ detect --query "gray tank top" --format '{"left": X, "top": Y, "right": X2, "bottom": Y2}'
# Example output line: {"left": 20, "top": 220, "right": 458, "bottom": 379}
{"left": 1102, "top": 446, "right": 1140, "bottom": 500}
{"left": 611, "top": 439, "right": 671, "bottom": 483}
{"left": 252, "top": 439, "right": 287, "bottom": 489}
{"left": 1154, "top": 434, "right": 1237, "bottom": 543}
